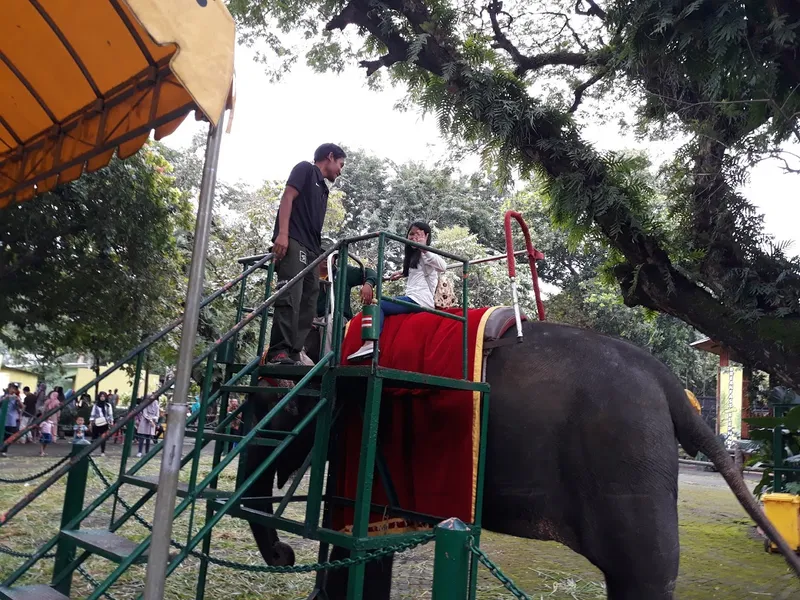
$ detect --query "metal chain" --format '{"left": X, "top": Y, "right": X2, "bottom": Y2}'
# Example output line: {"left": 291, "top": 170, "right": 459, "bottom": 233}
{"left": 0, "top": 544, "right": 55, "bottom": 559}
{"left": 0, "top": 455, "right": 70, "bottom": 484}
{"left": 88, "top": 458, "right": 433, "bottom": 573}
{"left": 468, "top": 537, "right": 531, "bottom": 600}
{"left": 77, "top": 564, "right": 120, "bottom": 600}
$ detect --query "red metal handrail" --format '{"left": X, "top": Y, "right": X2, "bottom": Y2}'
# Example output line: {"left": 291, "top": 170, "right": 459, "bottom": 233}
{"left": 504, "top": 211, "right": 546, "bottom": 329}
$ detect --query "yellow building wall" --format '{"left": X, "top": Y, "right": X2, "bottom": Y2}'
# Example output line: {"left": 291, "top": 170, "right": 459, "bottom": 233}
{"left": 0, "top": 367, "right": 39, "bottom": 392}
{"left": 73, "top": 366, "right": 161, "bottom": 405}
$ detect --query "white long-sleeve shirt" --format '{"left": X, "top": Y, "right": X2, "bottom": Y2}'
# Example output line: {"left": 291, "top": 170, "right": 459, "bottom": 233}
{"left": 406, "top": 251, "right": 447, "bottom": 309}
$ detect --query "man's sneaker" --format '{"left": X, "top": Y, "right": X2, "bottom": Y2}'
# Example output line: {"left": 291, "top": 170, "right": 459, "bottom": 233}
{"left": 267, "top": 351, "right": 296, "bottom": 365}
{"left": 100, "top": 453, "right": 105, "bottom": 458}
{"left": 136, "top": 452, "right": 142, "bottom": 458}
{"left": 347, "top": 342, "right": 375, "bottom": 361}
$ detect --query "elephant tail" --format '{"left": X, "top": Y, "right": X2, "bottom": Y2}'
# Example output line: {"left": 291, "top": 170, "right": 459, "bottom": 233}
{"left": 669, "top": 382, "right": 800, "bottom": 578}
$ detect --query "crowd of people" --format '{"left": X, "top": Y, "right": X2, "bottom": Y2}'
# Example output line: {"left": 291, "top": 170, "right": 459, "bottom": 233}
{"left": 0, "top": 382, "right": 165, "bottom": 458}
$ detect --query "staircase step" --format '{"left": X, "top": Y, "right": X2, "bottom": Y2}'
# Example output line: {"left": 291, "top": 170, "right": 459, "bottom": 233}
{"left": 59, "top": 530, "right": 149, "bottom": 564}
{"left": 183, "top": 430, "right": 290, "bottom": 447}
{"left": 0, "top": 585, "right": 69, "bottom": 600}
{"left": 121, "top": 474, "right": 232, "bottom": 498}
{"left": 229, "top": 364, "right": 321, "bottom": 380}
{"left": 220, "top": 385, "right": 320, "bottom": 396}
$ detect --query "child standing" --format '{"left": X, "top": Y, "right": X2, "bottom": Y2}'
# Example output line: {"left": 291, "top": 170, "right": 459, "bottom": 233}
{"left": 38, "top": 412, "right": 53, "bottom": 456}
{"left": 73, "top": 417, "right": 87, "bottom": 441}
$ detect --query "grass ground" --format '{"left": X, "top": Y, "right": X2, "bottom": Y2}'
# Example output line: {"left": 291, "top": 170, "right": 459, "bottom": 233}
{"left": 1, "top": 442, "right": 798, "bottom": 599}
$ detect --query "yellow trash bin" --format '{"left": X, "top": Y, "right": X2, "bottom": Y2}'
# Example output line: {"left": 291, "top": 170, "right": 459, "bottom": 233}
{"left": 762, "top": 493, "right": 800, "bottom": 553}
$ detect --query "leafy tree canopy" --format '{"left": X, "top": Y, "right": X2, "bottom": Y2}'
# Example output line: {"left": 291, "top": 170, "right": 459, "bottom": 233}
{"left": 228, "top": 0, "right": 800, "bottom": 386}
{"left": 0, "top": 148, "right": 192, "bottom": 366}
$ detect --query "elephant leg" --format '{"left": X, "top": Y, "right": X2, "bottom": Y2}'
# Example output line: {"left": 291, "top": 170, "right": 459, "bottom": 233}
{"left": 325, "top": 546, "right": 393, "bottom": 600}
{"left": 586, "top": 493, "right": 679, "bottom": 600}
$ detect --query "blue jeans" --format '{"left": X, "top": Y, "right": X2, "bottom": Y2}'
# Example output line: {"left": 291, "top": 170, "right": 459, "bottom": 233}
{"left": 379, "top": 296, "right": 419, "bottom": 333}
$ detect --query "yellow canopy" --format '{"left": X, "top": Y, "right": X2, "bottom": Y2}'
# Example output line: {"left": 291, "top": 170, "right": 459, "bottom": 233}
{"left": 0, "top": 0, "right": 235, "bottom": 207}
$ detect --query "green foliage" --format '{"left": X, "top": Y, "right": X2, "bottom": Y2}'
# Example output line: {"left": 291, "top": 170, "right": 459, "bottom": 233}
{"left": 227, "top": 0, "right": 800, "bottom": 386}
{"left": 0, "top": 147, "right": 192, "bottom": 364}
{"left": 744, "top": 395, "right": 800, "bottom": 497}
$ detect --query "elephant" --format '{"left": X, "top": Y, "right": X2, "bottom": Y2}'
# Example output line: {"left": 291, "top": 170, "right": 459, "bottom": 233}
{"left": 242, "top": 320, "right": 800, "bottom": 600}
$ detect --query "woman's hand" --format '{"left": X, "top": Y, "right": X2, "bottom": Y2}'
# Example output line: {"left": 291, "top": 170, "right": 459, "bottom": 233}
{"left": 388, "top": 271, "right": 403, "bottom": 281}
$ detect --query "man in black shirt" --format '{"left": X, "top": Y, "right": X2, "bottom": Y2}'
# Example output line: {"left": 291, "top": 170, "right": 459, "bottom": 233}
{"left": 267, "top": 143, "right": 347, "bottom": 364}
{"left": 21, "top": 386, "right": 38, "bottom": 443}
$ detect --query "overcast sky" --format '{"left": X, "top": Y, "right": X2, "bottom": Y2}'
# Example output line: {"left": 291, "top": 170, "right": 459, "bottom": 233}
{"left": 164, "top": 46, "right": 799, "bottom": 253}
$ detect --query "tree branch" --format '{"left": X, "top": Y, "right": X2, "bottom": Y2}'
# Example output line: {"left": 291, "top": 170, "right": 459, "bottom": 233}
{"left": 485, "top": 2, "right": 597, "bottom": 77}
{"left": 569, "top": 69, "right": 607, "bottom": 112}
{"left": 324, "top": 0, "right": 800, "bottom": 386}
{"left": 575, "top": 0, "right": 607, "bottom": 20}
{"left": 327, "top": 0, "right": 446, "bottom": 77}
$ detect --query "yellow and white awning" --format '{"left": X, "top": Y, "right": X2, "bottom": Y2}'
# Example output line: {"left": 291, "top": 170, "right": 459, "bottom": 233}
{"left": 0, "top": 0, "right": 235, "bottom": 207}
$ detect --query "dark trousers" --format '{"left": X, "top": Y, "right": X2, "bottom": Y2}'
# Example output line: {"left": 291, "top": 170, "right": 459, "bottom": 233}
{"left": 268, "top": 238, "right": 320, "bottom": 360}
{"left": 92, "top": 424, "right": 109, "bottom": 453}
{"left": 138, "top": 434, "right": 152, "bottom": 455}
{"left": 2, "top": 425, "right": 17, "bottom": 454}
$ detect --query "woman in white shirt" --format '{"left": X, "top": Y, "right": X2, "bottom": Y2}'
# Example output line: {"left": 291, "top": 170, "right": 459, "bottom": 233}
{"left": 90, "top": 392, "right": 114, "bottom": 457}
{"left": 348, "top": 221, "right": 446, "bottom": 360}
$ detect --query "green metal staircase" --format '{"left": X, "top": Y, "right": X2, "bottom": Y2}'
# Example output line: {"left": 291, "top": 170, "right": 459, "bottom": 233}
{"left": 0, "top": 231, "right": 491, "bottom": 600}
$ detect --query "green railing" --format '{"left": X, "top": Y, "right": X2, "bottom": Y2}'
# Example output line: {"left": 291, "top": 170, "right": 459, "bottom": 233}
{"left": 1, "top": 230, "right": 496, "bottom": 600}
{"left": 771, "top": 404, "right": 800, "bottom": 493}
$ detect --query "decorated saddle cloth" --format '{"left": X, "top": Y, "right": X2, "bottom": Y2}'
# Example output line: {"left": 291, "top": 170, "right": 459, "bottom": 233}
{"left": 332, "top": 306, "right": 524, "bottom": 535}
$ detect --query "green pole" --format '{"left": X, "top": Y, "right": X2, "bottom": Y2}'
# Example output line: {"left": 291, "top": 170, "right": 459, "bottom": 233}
{"left": 431, "top": 518, "right": 471, "bottom": 600}
{"left": 462, "top": 261, "right": 469, "bottom": 380}
{"left": 227, "top": 264, "right": 249, "bottom": 364}
{"left": 257, "top": 260, "right": 275, "bottom": 357}
{"left": 187, "top": 355, "right": 216, "bottom": 542}
{"left": 774, "top": 405, "right": 785, "bottom": 493}
{"left": 330, "top": 244, "right": 349, "bottom": 365}
{"left": 371, "top": 234, "right": 386, "bottom": 371}
{"left": 52, "top": 438, "right": 92, "bottom": 596}
{"left": 112, "top": 350, "right": 145, "bottom": 523}
{"left": 0, "top": 396, "right": 9, "bottom": 454}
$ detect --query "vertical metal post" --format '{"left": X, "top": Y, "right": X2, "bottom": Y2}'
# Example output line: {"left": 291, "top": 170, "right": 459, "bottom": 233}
{"left": 323, "top": 252, "right": 337, "bottom": 356}
{"left": 371, "top": 235, "right": 385, "bottom": 371}
{"left": 187, "top": 356, "right": 215, "bottom": 541}
{"left": 346, "top": 375, "right": 384, "bottom": 600}
{"left": 462, "top": 261, "right": 469, "bottom": 380}
{"left": 304, "top": 370, "right": 334, "bottom": 534}
{"left": 0, "top": 396, "right": 9, "bottom": 453}
{"left": 52, "top": 438, "right": 91, "bottom": 596}
{"left": 774, "top": 405, "right": 785, "bottom": 493}
{"left": 468, "top": 388, "right": 491, "bottom": 600}
{"left": 331, "top": 244, "right": 349, "bottom": 365}
{"left": 431, "top": 518, "right": 471, "bottom": 600}
{"left": 144, "top": 115, "right": 224, "bottom": 600}
{"left": 257, "top": 260, "right": 275, "bottom": 357}
{"left": 197, "top": 357, "right": 233, "bottom": 600}
{"left": 112, "top": 350, "right": 145, "bottom": 523}
{"left": 227, "top": 263, "right": 249, "bottom": 364}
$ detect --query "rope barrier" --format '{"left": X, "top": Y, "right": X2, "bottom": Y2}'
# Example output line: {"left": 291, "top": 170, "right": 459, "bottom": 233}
{"left": 468, "top": 537, "right": 531, "bottom": 600}
{"left": 0, "top": 456, "right": 70, "bottom": 484}
{"left": 77, "top": 564, "right": 120, "bottom": 600}
{"left": 0, "top": 544, "right": 55, "bottom": 559}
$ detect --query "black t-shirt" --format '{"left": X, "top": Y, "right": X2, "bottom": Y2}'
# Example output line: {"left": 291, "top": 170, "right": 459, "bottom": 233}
{"left": 272, "top": 162, "right": 329, "bottom": 254}
{"left": 23, "top": 393, "right": 38, "bottom": 416}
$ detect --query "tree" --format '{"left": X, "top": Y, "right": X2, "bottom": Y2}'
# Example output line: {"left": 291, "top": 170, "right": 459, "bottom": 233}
{"left": 228, "top": 0, "right": 800, "bottom": 387}
{"left": 0, "top": 148, "right": 192, "bottom": 364}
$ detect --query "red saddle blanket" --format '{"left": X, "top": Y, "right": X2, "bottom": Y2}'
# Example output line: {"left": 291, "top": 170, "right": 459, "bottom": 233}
{"left": 332, "top": 306, "right": 496, "bottom": 534}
